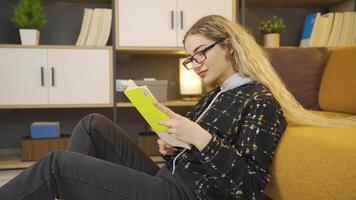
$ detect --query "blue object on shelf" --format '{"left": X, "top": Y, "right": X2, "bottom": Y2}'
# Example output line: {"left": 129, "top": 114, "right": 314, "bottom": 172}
{"left": 31, "top": 122, "right": 60, "bottom": 139}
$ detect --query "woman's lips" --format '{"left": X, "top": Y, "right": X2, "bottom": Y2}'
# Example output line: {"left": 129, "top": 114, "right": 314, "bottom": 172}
{"left": 198, "top": 70, "right": 208, "bottom": 78}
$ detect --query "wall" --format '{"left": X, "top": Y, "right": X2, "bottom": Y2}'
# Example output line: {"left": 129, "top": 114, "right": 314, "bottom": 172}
{"left": 245, "top": 7, "right": 319, "bottom": 46}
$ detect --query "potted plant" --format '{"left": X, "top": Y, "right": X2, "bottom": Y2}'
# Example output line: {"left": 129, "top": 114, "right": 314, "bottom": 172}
{"left": 258, "top": 16, "right": 286, "bottom": 48}
{"left": 11, "top": 0, "right": 48, "bottom": 45}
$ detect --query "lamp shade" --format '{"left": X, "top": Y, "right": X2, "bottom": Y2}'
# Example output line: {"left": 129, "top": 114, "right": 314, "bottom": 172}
{"left": 179, "top": 58, "right": 202, "bottom": 95}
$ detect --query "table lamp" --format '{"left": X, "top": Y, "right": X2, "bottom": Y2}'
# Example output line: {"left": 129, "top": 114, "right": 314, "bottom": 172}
{"left": 179, "top": 58, "right": 202, "bottom": 100}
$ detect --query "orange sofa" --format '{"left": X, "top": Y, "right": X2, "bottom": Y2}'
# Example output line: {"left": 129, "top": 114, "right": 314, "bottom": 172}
{"left": 265, "top": 46, "right": 356, "bottom": 200}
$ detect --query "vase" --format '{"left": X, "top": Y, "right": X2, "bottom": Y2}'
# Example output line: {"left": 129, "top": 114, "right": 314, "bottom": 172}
{"left": 19, "top": 29, "right": 40, "bottom": 45}
{"left": 263, "top": 33, "right": 280, "bottom": 48}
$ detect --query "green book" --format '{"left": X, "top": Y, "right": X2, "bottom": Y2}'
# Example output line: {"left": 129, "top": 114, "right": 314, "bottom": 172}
{"left": 124, "top": 80, "right": 191, "bottom": 149}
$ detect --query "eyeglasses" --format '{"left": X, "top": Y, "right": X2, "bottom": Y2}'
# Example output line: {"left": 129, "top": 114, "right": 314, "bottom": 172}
{"left": 183, "top": 38, "right": 226, "bottom": 70}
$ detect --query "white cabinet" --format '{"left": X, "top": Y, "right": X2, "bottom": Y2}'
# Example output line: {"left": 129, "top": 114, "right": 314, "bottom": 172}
{"left": 118, "top": 0, "right": 177, "bottom": 47}
{"left": 176, "top": 0, "right": 234, "bottom": 46}
{"left": 0, "top": 48, "right": 48, "bottom": 105}
{"left": 47, "top": 49, "right": 111, "bottom": 105}
{"left": 0, "top": 46, "right": 113, "bottom": 108}
{"left": 116, "top": 0, "right": 235, "bottom": 48}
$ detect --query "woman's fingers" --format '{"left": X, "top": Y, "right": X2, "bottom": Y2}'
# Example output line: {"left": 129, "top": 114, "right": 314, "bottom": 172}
{"left": 154, "top": 102, "right": 176, "bottom": 117}
{"left": 157, "top": 139, "right": 178, "bottom": 155}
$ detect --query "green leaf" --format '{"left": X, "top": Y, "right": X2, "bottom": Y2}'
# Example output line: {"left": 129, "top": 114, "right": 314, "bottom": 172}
{"left": 258, "top": 15, "right": 286, "bottom": 34}
{"left": 11, "top": 0, "right": 48, "bottom": 29}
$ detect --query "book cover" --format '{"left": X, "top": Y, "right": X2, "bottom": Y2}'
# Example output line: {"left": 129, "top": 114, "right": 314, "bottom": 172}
{"left": 308, "top": 12, "right": 322, "bottom": 47}
{"left": 337, "top": 12, "right": 353, "bottom": 46}
{"left": 344, "top": 12, "right": 355, "bottom": 46}
{"left": 97, "top": 9, "right": 112, "bottom": 46}
{"left": 327, "top": 12, "right": 344, "bottom": 47}
{"left": 352, "top": 12, "right": 356, "bottom": 45}
{"left": 76, "top": 8, "right": 93, "bottom": 46}
{"left": 300, "top": 12, "right": 319, "bottom": 47}
{"left": 84, "top": 8, "right": 105, "bottom": 46}
{"left": 318, "top": 13, "right": 334, "bottom": 47}
{"left": 124, "top": 80, "right": 191, "bottom": 149}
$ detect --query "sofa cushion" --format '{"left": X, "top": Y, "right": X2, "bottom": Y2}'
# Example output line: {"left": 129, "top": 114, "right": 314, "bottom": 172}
{"left": 265, "top": 126, "right": 356, "bottom": 200}
{"left": 264, "top": 47, "right": 328, "bottom": 110}
{"left": 319, "top": 46, "right": 356, "bottom": 114}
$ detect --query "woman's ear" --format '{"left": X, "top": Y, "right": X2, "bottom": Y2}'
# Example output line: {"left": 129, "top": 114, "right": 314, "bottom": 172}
{"left": 223, "top": 38, "right": 234, "bottom": 54}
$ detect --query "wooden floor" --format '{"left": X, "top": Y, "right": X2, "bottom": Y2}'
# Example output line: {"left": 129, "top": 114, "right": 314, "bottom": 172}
{"left": 0, "top": 155, "right": 165, "bottom": 187}
{"left": 0, "top": 154, "right": 35, "bottom": 170}
{"left": 0, "top": 169, "right": 23, "bottom": 187}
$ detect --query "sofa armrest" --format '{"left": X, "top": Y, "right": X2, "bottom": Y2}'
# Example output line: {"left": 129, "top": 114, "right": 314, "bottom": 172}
{"left": 265, "top": 126, "right": 356, "bottom": 200}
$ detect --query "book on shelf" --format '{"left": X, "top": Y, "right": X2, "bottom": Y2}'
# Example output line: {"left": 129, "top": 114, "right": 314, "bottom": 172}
{"left": 308, "top": 12, "right": 322, "bottom": 47}
{"left": 300, "top": 12, "right": 319, "bottom": 47}
{"left": 85, "top": 8, "right": 104, "bottom": 46}
{"left": 327, "top": 12, "right": 344, "bottom": 47}
{"left": 337, "top": 12, "right": 354, "bottom": 46}
{"left": 301, "top": 11, "right": 356, "bottom": 47}
{"left": 97, "top": 8, "right": 112, "bottom": 46}
{"left": 124, "top": 79, "right": 191, "bottom": 149}
{"left": 76, "top": 8, "right": 112, "bottom": 46}
{"left": 317, "top": 13, "right": 334, "bottom": 47}
{"left": 352, "top": 13, "right": 356, "bottom": 46}
{"left": 76, "top": 8, "right": 93, "bottom": 46}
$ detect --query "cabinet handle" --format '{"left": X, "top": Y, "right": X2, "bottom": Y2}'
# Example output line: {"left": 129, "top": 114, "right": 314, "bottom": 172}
{"left": 51, "top": 67, "right": 55, "bottom": 87}
{"left": 180, "top": 10, "right": 184, "bottom": 30}
{"left": 171, "top": 10, "right": 174, "bottom": 29}
{"left": 40, "top": 67, "right": 44, "bottom": 87}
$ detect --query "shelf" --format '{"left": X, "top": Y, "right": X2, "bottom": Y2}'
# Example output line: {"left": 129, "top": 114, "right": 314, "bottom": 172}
{"left": 246, "top": 0, "right": 348, "bottom": 8}
{"left": 0, "top": 155, "right": 35, "bottom": 170}
{"left": 116, "top": 47, "right": 186, "bottom": 55}
{"left": 117, "top": 100, "right": 197, "bottom": 108}
{"left": 0, "top": 44, "right": 112, "bottom": 49}
{"left": 44, "top": 0, "right": 110, "bottom": 3}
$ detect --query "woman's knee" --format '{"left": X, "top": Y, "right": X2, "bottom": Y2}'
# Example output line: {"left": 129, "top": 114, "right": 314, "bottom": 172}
{"left": 39, "top": 150, "right": 67, "bottom": 172}
{"left": 83, "top": 113, "right": 108, "bottom": 124}
{"left": 79, "top": 113, "right": 110, "bottom": 132}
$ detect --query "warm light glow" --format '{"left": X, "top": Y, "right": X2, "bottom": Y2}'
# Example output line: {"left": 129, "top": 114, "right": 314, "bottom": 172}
{"left": 179, "top": 58, "right": 202, "bottom": 95}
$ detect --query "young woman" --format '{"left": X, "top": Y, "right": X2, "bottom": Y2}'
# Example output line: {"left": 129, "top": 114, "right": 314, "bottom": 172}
{"left": 1, "top": 15, "right": 355, "bottom": 200}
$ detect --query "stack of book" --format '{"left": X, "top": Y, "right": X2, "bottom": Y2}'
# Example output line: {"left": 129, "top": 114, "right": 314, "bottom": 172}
{"left": 76, "top": 8, "right": 112, "bottom": 46}
{"left": 300, "top": 12, "right": 356, "bottom": 47}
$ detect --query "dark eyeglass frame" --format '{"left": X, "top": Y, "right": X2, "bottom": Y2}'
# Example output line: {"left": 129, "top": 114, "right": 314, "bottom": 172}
{"left": 183, "top": 38, "right": 226, "bottom": 70}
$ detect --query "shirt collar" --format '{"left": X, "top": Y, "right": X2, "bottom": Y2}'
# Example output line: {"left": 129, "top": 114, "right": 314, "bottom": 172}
{"left": 220, "top": 73, "right": 254, "bottom": 92}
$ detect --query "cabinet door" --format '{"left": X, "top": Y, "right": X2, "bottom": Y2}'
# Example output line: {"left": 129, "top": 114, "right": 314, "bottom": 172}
{"left": 177, "top": 0, "right": 234, "bottom": 47}
{"left": 0, "top": 48, "right": 48, "bottom": 106}
{"left": 118, "top": 0, "right": 177, "bottom": 47}
{"left": 47, "top": 49, "right": 111, "bottom": 105}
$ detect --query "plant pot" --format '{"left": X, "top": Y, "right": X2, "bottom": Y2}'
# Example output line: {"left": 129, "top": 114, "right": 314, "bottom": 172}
{"left": 263, "top": 33, "right": 280, "bottom": 48}
{"left": 19, "top": 29, "right": 40, "bottom": 45}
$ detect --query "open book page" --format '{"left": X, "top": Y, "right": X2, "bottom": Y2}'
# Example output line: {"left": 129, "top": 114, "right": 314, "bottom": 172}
{"left": 125, "top": 80, "right": 191, "bottom": 149}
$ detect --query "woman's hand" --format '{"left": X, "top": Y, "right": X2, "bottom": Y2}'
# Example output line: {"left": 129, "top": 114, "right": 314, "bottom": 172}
{"left": 157, "top": 139, "right": 178, "bottom": 156}
{"left": 154, "top": 102, "right": 212, "bottom": 151}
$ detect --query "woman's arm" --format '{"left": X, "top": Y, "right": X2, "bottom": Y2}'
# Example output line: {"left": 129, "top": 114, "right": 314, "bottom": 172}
{"left": 193, "top": 98, "right": 287, "bottom": 199}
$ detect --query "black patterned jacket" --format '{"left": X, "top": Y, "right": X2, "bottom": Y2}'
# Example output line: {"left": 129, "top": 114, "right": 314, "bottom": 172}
{"left": 164, "top": 81, "right": 287, "bottom": 200}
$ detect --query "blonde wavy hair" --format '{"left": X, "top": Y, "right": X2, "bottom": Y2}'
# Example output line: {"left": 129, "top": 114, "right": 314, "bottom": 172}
{"left": 183, "top": 15, "right": 356, "bottom": 127}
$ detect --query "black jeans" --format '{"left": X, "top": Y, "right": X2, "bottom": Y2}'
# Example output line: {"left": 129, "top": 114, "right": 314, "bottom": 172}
{"left": 0, "top": 113, "right": 190, "bottom": 200}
